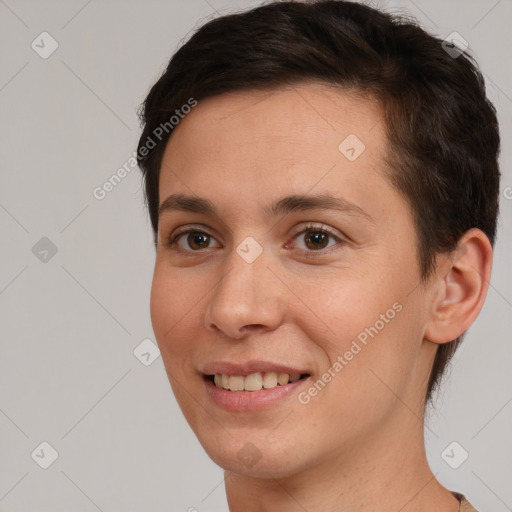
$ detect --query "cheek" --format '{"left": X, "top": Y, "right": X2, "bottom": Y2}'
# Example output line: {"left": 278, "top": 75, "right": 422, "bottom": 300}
{"left": 297, "top": 268, "right": 421, "bottom": 391}
{"left": 295, "top": 271, "right": 399, "bottom": 349}
{"left": 150, "top": 266, "right": 204, "bottom": 418}
{"left": 149, "top": 264, "right": 200, "bottom": 363}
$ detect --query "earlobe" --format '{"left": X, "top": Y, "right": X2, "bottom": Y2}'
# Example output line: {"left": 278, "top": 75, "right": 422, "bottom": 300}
{"left": 424, "top": 228, "right": 493, "bottom": 345}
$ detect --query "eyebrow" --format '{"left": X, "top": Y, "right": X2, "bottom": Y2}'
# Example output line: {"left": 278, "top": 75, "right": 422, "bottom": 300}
{"left": 158, "top": 192, "right": 374, "bottom": 222}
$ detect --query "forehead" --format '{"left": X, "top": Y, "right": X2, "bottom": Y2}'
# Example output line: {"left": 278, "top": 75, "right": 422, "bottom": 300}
{"left": 166, "top": 83, "right": 384, "bottom": 156}
{"left": 159, "top": 83, "right": 400, "bottom": 226}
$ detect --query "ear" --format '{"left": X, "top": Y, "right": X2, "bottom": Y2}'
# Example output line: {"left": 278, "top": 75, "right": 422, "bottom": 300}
{"left": 424, "top": 228, "right": 493, "bottom": 344}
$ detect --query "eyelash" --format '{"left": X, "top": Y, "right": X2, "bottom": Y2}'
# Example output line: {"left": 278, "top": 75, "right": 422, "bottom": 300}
{"left": 165, "top": 223, "right": 345, "bottom": 258}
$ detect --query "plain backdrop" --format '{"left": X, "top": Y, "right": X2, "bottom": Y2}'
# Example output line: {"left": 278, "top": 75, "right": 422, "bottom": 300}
{"left": 0, "top": 0, "right": 511, "bottom": 511}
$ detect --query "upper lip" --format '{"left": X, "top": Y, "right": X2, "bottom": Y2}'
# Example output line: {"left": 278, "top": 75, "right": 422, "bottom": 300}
{"left": 202, "top": 360, "right": 310, "bottom": 377}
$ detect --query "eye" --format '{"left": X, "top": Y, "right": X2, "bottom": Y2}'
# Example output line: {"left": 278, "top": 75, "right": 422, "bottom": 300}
{"left": 168, "top": 229, "right": 221, "bottom": 253}
{"left": 288, "top": 224, "right": 343, "bottom": 252}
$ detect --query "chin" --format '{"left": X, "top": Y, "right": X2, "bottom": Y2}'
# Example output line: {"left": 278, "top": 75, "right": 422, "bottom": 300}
{"left": 194, "top": 427, "right": 311, "bottom": 479}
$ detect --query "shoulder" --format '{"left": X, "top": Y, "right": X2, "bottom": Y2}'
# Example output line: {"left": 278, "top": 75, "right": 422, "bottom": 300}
{"left": 453, "top": 492, "right": 479, "bottom": 512}
{"left": 460, "top": 498, "right": 479, "bottom": 512}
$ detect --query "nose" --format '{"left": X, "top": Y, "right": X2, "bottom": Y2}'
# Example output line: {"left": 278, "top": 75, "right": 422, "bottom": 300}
{"left": 204, "top": 246, "right": 286, "bottom": 340}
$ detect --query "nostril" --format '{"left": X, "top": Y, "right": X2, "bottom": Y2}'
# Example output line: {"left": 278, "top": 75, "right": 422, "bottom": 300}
{"left": 241, "top": 324, "right": 265, "bottom": 332}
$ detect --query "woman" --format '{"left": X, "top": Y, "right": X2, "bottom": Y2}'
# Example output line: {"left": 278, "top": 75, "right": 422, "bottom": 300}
{"left": 136, "top": 1, "right": 500, "bottom": 510}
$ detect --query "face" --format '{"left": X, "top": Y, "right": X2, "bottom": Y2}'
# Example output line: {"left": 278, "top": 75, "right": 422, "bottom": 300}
{"left": 150, "top": 83, "right": 436, "bottom": 478}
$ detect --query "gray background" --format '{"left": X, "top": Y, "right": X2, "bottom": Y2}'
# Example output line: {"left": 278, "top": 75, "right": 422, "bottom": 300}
{"left": 0, "top": 0, "right": 510, "bottom": 510}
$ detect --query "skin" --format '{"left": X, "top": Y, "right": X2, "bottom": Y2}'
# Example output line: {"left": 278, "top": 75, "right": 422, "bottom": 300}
{"left": 150, "top": 82, "right": 492, "bottom": 511}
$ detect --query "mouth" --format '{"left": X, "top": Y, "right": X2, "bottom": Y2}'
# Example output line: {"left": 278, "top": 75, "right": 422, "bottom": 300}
{"left": 201, "top": 362, "right": 312, "bottom": 411}
{"left": 201, "top": 361, "right": 312, "bottom": 411}
{"left": 205, "top": 372, "right": 311, "bottom": 392}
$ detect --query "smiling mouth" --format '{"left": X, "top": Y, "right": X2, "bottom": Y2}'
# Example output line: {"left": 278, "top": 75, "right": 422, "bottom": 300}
{"left": 206, "top": 372, "right": 310, "bottom": 392}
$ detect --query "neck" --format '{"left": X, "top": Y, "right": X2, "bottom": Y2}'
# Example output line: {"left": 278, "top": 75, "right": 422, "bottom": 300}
{"left": 224, "top": 403, "right": 459, "bottom": 512}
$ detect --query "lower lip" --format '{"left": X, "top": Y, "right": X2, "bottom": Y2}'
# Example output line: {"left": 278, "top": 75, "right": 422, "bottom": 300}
{"left": 204, "top": 376, "right": 311, "bottom": 412}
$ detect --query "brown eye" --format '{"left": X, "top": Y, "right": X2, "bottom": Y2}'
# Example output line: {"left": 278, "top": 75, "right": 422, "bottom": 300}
{"left": 303, "top": 230, "right": 330, "bottom": 250}
{"left": 186, "top": 232, "right": 211, "bottom": 250}
{"left": 168, "top": 229, "right": 221, "bottom": 253}
{"left": 289, "top": 224, "right": 341, "bottom": 253}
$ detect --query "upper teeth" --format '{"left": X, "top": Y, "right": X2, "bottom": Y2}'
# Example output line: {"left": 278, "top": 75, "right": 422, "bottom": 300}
{"left": 213, "top": 372, "right": 301, "bottom": 392}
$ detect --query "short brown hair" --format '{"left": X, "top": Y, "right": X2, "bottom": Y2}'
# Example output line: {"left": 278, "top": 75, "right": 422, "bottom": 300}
{"left": 136, "top": 0, "right": 500, "bottom": 402}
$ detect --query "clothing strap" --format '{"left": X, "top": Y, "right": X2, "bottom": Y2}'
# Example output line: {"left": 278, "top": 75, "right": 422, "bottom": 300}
{"left": 453, "top": 492, "right": 479, "bottom": 512}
